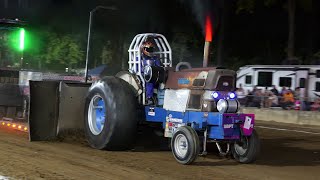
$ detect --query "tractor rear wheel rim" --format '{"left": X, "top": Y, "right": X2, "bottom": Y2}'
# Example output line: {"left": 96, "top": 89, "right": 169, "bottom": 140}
{"left": 88, "top": 94, "right": 106, "bottom": 135}
{"left": 234, "top": 136, "right": 249, "bottom": 156}
{"left": 174, "top": 134, "right": 188, "bottom": 158}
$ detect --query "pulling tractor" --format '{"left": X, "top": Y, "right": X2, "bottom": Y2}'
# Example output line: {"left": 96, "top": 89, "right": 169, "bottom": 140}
{"left": 29, "top": 33, "right": 260, "bottom": 165}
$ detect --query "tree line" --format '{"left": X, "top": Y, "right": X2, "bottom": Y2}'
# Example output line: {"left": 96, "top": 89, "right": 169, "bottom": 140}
{"left": 0, "top": 0, "right": 319, "bottom": 73}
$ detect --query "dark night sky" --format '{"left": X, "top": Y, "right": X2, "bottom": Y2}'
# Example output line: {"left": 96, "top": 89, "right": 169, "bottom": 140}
{"left": 1, "top": 0, "right": 320, "bottom": 71}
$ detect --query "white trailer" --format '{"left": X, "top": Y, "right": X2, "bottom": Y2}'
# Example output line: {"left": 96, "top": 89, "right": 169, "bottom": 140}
{"left": 236, "top": 65, "right": 320, "bottom": 101}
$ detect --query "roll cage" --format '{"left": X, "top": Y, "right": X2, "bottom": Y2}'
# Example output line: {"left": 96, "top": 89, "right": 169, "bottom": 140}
{"left": 128, "top": 33, "right": 172, "bottom": 104}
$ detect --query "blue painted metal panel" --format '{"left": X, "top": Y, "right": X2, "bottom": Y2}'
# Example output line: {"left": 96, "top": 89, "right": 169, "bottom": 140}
{"left": 209, "top": 126, "right": 224, "bottom": 139}
{"left": 207, "top": 112, "right": 223, "bottom": 125}
{"left": 207, "top": 113, "right": 223, "bottom": 139}
{"left": 188, "top": 111, "right": 207, "bottom": 129}
{"left": 145, "top": 106, "right": 167, "bottom": 123}
{"left": 207, "top": 113, "right": 242, "bottom": 140}
{"left": 178, "top": 78, "right": 190, "bottom": 85}
{"left": 167, "top": 111, "right": 186, "bottom": 121}
{"left": 144, "top": 107, "right": 243, "bottom": 140}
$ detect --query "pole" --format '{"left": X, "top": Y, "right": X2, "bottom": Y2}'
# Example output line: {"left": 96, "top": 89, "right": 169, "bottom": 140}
{"left": 84, "top": 6, "right": 117, "bottom": 83}
{"left": 84, "top": 11, "right": 93, "bottom": 83}
{"left": 203, "top": 41, "right": 210, "bottom": 67}
{"left": 20, "top": 51, "right": 24, "bottom": 69}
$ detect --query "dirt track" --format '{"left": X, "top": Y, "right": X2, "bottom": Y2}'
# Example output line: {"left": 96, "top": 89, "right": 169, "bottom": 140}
{"left": 0, "top": 122, "right": 319, "bottom": 180}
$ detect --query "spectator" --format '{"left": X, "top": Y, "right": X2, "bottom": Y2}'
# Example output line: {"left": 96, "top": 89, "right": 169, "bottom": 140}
{"left": 294, "top": 87, "right": 301, "bottom": 99}
{"left": 293, "top": 87, "right": 300, "bottom": 109}
{"left": 279, "top": 86, "right": 287, "bottom": 103}
{"left": 280, "top": 86, "right": 287, "bottom": 96}
{"left": 311, "top": 98, "right": 320, "bottom": 111}
{"left": 236, "top": 84, "right": 246, "bottom": 105}
{"left": 252, "top": 85, "right": 258, "bottom": 93}
{"left": 245, "top": 89, "right": 253, "bottom": 107}
{"left": 270, "top": 85, "right": 279, "bottom": 96}
{"left": 281, "top": 90, "right": 295, "bottom": 110}
{"left": 250, "top": 89, "right": 263, "bottom": 108}
{"left": 236, "top": 84, "right": 246, "bottom": 98}
{"left": 270, "top": 93, "right": 279, "bottom": 107}
{"left": 265, "top": 93, "right": 279, "bottom": 108}
{"left": 245, "top": 86, "right": 257, "bottom": 107}
{"left": 264, "top": 87, "right": 275, "bottom": 108}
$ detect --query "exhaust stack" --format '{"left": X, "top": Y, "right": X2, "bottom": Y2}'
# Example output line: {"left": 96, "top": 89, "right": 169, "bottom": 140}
{"left": 203, "top": 15, "right": 212, "bottom": 67}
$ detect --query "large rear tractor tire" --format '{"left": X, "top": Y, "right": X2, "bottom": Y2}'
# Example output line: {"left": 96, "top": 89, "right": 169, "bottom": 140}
{"left": 232, "top": 129, "right": 260, "bottom": 163}
{"left": 171, "top": 126, "right": 200, "bottom": 165}
{"left": 84, "top": 76, "right": 137, "bottom": 150}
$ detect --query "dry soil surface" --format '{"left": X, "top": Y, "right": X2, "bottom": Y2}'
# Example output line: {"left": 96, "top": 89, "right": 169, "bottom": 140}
{"left": 0, "top": 121, "right": 319, "bottom": 180}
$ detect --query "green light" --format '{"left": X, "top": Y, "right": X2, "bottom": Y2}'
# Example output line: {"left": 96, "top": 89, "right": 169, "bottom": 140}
{"left": 19, "top": 28, "right": 25, "bottom": 51}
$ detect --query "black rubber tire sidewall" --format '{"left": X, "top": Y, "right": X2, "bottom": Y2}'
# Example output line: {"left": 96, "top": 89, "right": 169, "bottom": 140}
{"left": 84, "top": 77, "right": 137, "bottom": 150}
{"left": 171, "top": 126, "right": 200, "bottom": 165}
{"left": 232, "top": 129, "right": 260, "bottom": 163}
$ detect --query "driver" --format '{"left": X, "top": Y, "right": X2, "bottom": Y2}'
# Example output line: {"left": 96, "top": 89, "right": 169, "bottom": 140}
{"left": 141, "top": 40, "right": 161, "bottom": 105}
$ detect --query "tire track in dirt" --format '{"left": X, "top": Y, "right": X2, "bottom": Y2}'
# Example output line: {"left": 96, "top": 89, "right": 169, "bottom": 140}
{"left": 0, "top": 124, "right": 319, "bottom": 180}
{"left": 0, "top": 129, "right": 244, "bottom": 180}
{"left": 0, "top": 130, "right": 161, "bottom": 180}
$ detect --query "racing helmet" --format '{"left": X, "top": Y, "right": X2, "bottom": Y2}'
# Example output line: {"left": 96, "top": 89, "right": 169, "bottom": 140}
{"left": 141, "top": 41, "right": 155, "bottom": 57}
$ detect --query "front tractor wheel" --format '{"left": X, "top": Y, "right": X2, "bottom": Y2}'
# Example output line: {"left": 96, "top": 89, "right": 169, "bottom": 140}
{"left": 171, "top": 126, "right": 200, "bottom": 165}
{"left": 84, "top": 77, "right": 137, "bottom": 150}
{"left": 232, "top": 129, "right": 260, "bottom": 163}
